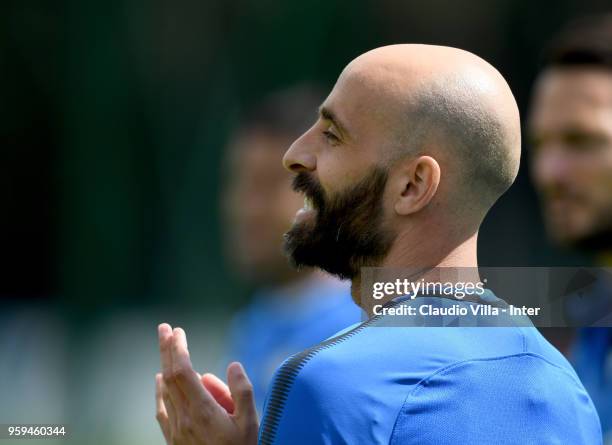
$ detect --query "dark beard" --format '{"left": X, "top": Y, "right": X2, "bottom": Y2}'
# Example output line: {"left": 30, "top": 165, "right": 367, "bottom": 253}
{"left": 283, "top": 166, "right": 396, "bottom": 280}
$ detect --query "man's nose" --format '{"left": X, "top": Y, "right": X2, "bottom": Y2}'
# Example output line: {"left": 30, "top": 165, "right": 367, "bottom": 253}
{"left": 534, "top": 147, "right": 571, "bottom": 187}
{"left": 282, "top": 132, "right": 316, "bottom": 173}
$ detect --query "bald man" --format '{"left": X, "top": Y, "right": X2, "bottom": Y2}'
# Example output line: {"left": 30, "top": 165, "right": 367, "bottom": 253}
{"left": 155, "top": 45, "right": 602, "bottom": 444}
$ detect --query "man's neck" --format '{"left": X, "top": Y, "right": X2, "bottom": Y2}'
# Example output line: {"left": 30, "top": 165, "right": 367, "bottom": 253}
{"left": 351, "top": 230, "right": 480, "bottom": 311}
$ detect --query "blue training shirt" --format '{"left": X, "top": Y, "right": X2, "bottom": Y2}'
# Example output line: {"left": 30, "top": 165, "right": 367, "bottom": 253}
{"left": 259, "top": 292, "right": 602, "bottom": 444}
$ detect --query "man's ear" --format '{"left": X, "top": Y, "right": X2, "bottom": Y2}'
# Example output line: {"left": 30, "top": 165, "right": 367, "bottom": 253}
{"left": 393, "top": 156, "right": 441, "bottom": 216}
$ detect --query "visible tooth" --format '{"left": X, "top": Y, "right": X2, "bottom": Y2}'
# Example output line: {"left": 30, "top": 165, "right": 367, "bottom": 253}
{"left": 304, "top": 197, "right": 313, "bottom": 210}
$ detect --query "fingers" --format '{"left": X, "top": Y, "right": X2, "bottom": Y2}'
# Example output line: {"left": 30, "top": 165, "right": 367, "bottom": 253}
{"left": 227, "top": 362, "right": 257, "bottom": 424}
{"left": 159, "top": 322, "right": 231, "bottom": 445}
{"left": 170, "top": 327, "right": 224, "bottom": 423}
{"left": 158, "top": 323, "right": 174, "bottom": 376}
{"left": 170, "top": 328, "right": 208, "bottom": 398}
{"left": 159, "top": 324, "right": 189, "bottom": 415}
{"left": 162, "top": 381, "right": 180, "bottom": 437}
{"left": 155, "top": 373, "right": 172, "bottom": 443}
{"left": 201, "top": 373, "right": 235, "bottom": 414}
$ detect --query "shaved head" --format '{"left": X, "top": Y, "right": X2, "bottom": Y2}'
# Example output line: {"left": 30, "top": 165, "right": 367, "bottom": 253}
{"left": 342, "top": 44, "right": 521, "bottom": 219}
{"left": 283, "top": 44, "right": 521, "bottom": 279}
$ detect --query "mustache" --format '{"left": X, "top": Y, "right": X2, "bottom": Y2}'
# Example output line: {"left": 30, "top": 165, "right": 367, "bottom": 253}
{"left": 541, "top": 185, "right": 583, "bottom": 203}
{"left": 292, "top": 172, "right": 326, "bottom": 211}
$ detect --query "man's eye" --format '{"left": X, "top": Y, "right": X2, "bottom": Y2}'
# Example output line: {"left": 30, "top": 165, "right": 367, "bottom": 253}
{"left": 323, "top": 130, "right": 340, "bottom": 144}
{"left": 565, "top": 134, "right": 604, "bottom": 150}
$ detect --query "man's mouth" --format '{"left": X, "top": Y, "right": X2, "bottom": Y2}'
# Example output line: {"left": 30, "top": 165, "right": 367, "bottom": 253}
{"left": 293, "top": 195, "right": 317, "bottom": 224}
{"left": 546, "top": 195, "right": 580, "bottom": 215}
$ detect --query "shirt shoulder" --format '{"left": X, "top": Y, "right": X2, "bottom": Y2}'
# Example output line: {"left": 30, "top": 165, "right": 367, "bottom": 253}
{"left": 390, "top": 353, "right": 602, "bottom": 444}
{"left": 262, "top": 322, "right": 527, "bottom": 444}
{"left": 261, "top": 320, "right": 599, "bottom": 445}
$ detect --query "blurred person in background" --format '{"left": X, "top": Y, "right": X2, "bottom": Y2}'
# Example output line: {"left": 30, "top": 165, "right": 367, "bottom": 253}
{"left": 529, "top": 14, "right": 612, "bottom": 441}
{"left": 220, "top": 85, "right": 362, "bottom": 412}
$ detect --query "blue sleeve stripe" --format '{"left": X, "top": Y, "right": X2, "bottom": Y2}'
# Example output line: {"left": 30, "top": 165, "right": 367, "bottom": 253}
{"left": 259, "top": 299, "right": 399, "bottom": 444}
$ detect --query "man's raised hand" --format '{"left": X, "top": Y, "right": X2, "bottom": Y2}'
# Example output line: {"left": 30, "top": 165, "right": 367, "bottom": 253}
{"left": 156, "top": 323, "right": 259, "bottom": 445}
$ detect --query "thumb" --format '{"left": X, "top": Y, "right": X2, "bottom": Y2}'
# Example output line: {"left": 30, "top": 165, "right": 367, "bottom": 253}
{"left": 227, "top": 362, "right": 257, "bottom": 422}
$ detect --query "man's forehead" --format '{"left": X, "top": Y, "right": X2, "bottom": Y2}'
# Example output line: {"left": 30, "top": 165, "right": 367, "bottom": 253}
{"left": 535, "top": 68, "right": 612, "bottom": 108}
{"left": 339, "top": 57, "right": 412, "bottom": 97}
{"left": 530, "top": 69, "right": 612, "bottom": 132}
{"left": 323, "top": 67, "right": 405, "bottom": 135}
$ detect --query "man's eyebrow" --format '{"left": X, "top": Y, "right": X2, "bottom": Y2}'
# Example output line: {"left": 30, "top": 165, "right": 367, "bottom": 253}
{"left": 318, "top": 105, "right": 350, "bottom": 139}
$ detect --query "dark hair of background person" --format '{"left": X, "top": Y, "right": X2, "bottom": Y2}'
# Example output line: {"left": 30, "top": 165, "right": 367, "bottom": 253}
{"left": 542, "top": 14, "right": 612, "bottom": 69}
{"left": 237, "top": 85, "right": 324, "bottom": 140}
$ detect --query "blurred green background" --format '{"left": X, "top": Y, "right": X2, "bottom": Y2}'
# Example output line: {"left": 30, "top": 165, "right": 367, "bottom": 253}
{"left": 1, "top": 0, "right": 610, "bottom": 443}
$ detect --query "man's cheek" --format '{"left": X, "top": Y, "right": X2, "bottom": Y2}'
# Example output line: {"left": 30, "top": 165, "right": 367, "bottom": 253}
{"left": 574, "top": 205, "right": 595, "bottom": 234}
{"left": 317, "top": 159, "right": 360, "bottom": 195}
{"left": 567, "top": 195, "right": 603, "bottom": 237}
{"left": 545, "top": 194, "right": 588, "bottom": 238}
